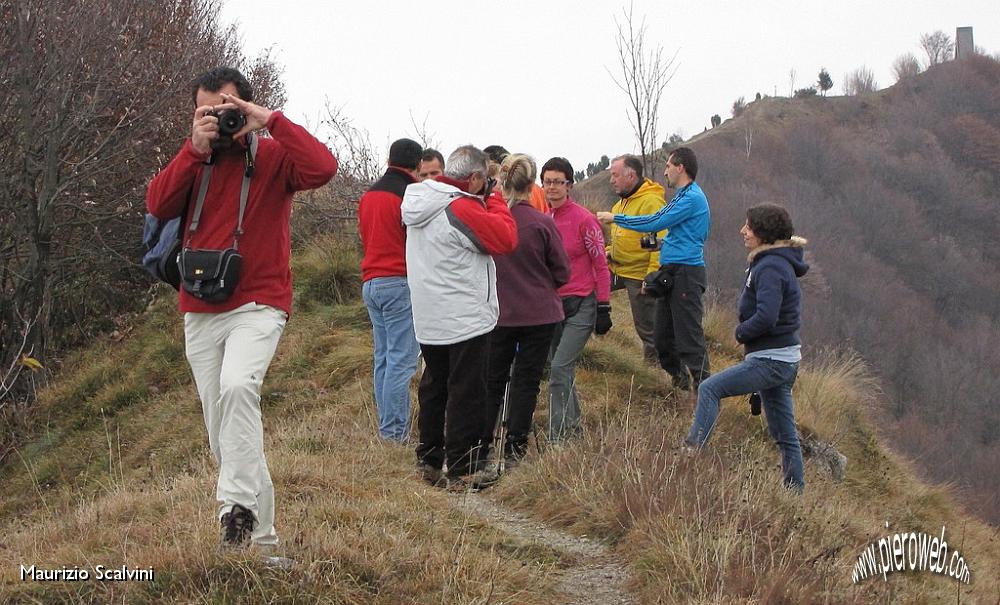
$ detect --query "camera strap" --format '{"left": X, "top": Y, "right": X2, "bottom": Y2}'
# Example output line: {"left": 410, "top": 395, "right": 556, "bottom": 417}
{"left": 186, "top": 133, "right": 257, "bottom": 251}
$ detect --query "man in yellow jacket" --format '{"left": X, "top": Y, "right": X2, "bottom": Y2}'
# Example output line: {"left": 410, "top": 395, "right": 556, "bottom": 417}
{"left": 607, "top": 155, "right": 666, "bottom": 365}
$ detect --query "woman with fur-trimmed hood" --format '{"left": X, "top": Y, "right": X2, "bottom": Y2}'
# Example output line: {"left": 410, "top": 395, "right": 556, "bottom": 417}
{"left": 684, "top": 203, "right": 809, "bottom": 492}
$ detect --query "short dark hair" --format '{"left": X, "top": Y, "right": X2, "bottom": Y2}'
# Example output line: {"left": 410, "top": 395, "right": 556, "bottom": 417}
{"left": 540, "top": 157, "right": 574, "bottom": 183}
{"left": 388, "top": 138, "right": 423, "bottom": 170}
{"left": 483, "top": 145, "right": 510, "bottom": 164}
{"left": 191, "top": 67, "right": 253, "bottom": 105}
{"left": 747, "top": 203, "right": 794, "bottom": 244}
{"left": 421, "top": 148, "right": 445, "bottom": 168}
{"left": 668, "top": 147, "right": 698, "bottom": 180}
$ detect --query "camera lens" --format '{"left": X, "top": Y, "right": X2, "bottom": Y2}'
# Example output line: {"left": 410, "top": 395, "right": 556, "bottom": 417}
{"left": 217, "top": 110, "right": 245, "bottom": 136}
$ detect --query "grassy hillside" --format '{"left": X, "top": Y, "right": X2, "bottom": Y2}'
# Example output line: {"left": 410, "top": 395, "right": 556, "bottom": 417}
{"left": 1, "top": 233, "right": 997, "bottom": 604}
{"left": 576, "top": 54, "right": 1000, "bottom": 525}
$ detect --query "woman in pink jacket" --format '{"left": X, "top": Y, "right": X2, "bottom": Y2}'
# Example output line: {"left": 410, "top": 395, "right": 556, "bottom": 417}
{"left": 541, "top": 157, "right": 612, "bottom": 442}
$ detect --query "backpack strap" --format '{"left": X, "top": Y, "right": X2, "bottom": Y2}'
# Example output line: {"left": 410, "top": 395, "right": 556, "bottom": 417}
{"left": 185, "top": 133, "right": 257, "bottom": 250}
{"left": 234, "top": 134, "right": 257, "bottom": 249}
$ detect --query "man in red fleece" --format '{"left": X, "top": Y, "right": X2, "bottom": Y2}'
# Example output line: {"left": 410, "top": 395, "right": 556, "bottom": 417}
{"left": 146, "top": 67, "right": 337, "bottom": 551}
{"left": 358, "top": 138, "right": 423, "bottom": 443}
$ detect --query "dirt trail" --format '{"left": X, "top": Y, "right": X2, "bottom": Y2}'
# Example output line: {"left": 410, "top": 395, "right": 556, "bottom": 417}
{"left": 452, "top": 493, "right": 637, "bottom": 605}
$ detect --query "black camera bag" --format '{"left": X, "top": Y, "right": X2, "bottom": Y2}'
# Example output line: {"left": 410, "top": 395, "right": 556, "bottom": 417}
{"left": 179, "top": 134, "right": 256, "bottom": 304}
{"left": 179, "top": 248, "right": 243, "bottom": 303}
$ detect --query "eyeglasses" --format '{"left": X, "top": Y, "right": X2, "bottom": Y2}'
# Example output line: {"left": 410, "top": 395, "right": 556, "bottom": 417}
{"left": 542, "top": 179, "right": 570, "bottom": 187}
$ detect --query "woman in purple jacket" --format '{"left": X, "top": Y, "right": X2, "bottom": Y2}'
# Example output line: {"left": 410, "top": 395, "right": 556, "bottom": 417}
{"left": 485, "top": 154, "right": 571, "bottom": 467}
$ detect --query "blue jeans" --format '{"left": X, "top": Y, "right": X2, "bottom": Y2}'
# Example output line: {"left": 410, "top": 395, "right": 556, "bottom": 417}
{"left": 362, "top": 276, "right": 419, "bottom": 442}
{"left": 686, "top": 357, "right": 804, "bottom": 490}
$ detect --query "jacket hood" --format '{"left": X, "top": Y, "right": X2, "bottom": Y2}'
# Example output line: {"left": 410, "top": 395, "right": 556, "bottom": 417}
{"left": 748, "top": 236, "right": 809, "bottom": 277}
{"left": 401, "top": 179, "right": 468, "bottom": 228}
{"left": 631, "top": 178, "right": 665, "bottom": 200}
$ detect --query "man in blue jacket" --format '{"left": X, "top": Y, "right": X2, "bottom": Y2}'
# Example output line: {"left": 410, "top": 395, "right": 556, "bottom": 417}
{"left": 598, "top": 147, "right": 711, "bottom": 390}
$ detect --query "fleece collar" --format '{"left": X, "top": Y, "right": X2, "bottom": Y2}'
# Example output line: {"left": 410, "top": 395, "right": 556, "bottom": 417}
{"left": 436, "top": 175, "right": 476, "bottom": 196}
{"left": 747, "top": 236, "right": 808, "bottom": 263}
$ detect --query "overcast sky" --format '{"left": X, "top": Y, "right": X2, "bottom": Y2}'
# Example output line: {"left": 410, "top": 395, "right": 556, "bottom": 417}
{"left": 219, "top": 0, "right": 996, "bottom": 176}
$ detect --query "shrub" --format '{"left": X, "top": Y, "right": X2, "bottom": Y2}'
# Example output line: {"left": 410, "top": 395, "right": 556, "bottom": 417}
{"left": 292, "top": 233, "right": 362, "bottom": 308}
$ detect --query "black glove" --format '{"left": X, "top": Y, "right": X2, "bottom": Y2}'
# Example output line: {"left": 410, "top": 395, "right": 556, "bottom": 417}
{"left": 594, "top": 303, "right": 612, "bottom": 335}
{"left": 749, "top": 392, "right": 762, "bottom": 416}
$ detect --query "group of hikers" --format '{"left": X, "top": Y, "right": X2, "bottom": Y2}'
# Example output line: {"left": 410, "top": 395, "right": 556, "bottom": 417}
{"left": 146, "top": 66, "right": 809, "bottom": 555}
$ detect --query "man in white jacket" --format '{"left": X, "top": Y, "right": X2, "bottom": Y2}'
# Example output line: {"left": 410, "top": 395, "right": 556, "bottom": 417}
{"left": 402, "top": 145, "right": 518, "bottom": 490}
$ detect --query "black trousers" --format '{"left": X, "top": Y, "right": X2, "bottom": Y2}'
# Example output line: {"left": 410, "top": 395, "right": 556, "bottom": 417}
{"left": 654, "top": 264, "right": 711, "bottom": 388}
{"left": 484, "top": 323, "right": 558, "bottom": 457}
{"left": 415, "top": 333, "right": 491, "bottom": 477}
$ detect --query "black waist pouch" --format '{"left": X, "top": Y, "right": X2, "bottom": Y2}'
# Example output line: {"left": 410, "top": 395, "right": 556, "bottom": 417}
{"left": 179, "top": 248, "right": 242, "bottom": 303}
{"left": 642, "top": 268, "right": 675, "bottom": 298}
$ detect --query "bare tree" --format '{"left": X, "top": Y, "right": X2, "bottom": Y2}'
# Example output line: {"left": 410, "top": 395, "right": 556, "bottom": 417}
{"left": 0, "top": 0, "right": 284, "bottom": 403}
{"left": 788, "top": 68, "right": 797, "bottom": 97}
{"left": 608, "top": 2, "right": 678, "bottom": 176}
{"left": 322, "top": 102, "right": 382, "bottom": 187}
{"left": 408, "top": 110, "right": 440, "bottom": 150}
{"left": 891, "top": 53, "right": 922, "bottom": 82}
{"left": 842, "top": 66, "right": 878, "bottom": 96}
{"left": 920, "top": 30, "right": 954, "bottom": 66}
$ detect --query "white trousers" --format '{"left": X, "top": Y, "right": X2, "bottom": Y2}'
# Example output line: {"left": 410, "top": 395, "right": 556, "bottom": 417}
{"left": 184, "top": 302, "right": 286, "bottom": 546}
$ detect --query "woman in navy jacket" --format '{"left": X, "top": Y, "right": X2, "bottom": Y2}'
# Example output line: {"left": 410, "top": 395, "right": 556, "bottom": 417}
{"left": 685, "top": 203, "right": 809, "bottom": 491}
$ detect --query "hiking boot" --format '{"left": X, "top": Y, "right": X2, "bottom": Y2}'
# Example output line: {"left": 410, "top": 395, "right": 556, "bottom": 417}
{"left": 416, "top": 462, "right": 446, "bottom": 488}
{"left": 446, "top": 465, "right": 500, "bottom": 493}
{"left": 221, "top": 504, "right": 256, "bottom": 550}
{"left": 502, "top": 439, "right": 528, "bottom": 472}
{"left": 670, "top": 374, "right": 693, "bottom": 392}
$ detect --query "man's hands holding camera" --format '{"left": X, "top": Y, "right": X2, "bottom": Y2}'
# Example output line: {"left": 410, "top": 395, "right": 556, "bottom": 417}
{"left": 191, "top": 93, "right": 273, "bottom": 155}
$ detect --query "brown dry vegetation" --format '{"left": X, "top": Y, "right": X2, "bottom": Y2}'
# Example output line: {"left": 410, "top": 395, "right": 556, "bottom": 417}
{"left": 577, "top": 54, "right": 1000, "bottom": 524}
{"left": 1, "top": 233, "right": 998, "bottom": 604}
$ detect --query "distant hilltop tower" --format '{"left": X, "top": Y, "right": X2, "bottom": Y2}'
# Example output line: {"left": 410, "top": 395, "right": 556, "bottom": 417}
{"left": 956, "top": 27, "right": 974, "bottom": 59}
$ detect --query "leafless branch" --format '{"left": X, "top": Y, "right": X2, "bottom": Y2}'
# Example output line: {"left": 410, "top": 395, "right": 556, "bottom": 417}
{"left": 408, "top": 109, "right": 440, "bottom": 150}
{"left": 606, "top": 2, "right": 679, "bottom": 176}
{"left": 322, "top": 101, "right": 382, "bottom": 184}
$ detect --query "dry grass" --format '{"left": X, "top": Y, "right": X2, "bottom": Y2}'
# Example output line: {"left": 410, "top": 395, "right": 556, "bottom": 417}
{"left": 1, "top": 237, "right": 999, "bottom": 603}
{"left": 494, "top": 301, "right": 1000, "bottom": 604}
{"left": 0, "top": 287, "right": 560, "bottom": 604}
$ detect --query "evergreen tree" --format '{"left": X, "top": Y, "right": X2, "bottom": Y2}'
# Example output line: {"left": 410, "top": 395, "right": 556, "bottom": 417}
{"left": 817, "top": 68, "right": 833, "bottom": 96}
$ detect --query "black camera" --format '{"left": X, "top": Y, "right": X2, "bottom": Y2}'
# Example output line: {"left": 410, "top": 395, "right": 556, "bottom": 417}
{"left": 640, "top": 232, "right": 661, "bottom": 250}
{"left": 208, "top": 109, "right": 246, "bottom": 137}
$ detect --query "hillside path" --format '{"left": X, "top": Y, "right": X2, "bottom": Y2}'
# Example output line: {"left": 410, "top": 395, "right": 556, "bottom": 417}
{"left": 451, "top": 493, "right": 637, "bottom": 605}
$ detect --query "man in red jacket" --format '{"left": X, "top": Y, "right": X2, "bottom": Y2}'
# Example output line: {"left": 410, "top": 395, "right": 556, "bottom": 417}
{"left": 358, "top": 138, "right": 423, "bottom": 443}
{"left": 146, "top": 67, "right": 337, "bottom": 551}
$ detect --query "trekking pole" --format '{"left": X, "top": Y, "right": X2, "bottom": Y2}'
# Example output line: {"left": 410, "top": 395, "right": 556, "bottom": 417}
{"left": 494, "top": 345, "right": 517, "bottom": 475}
